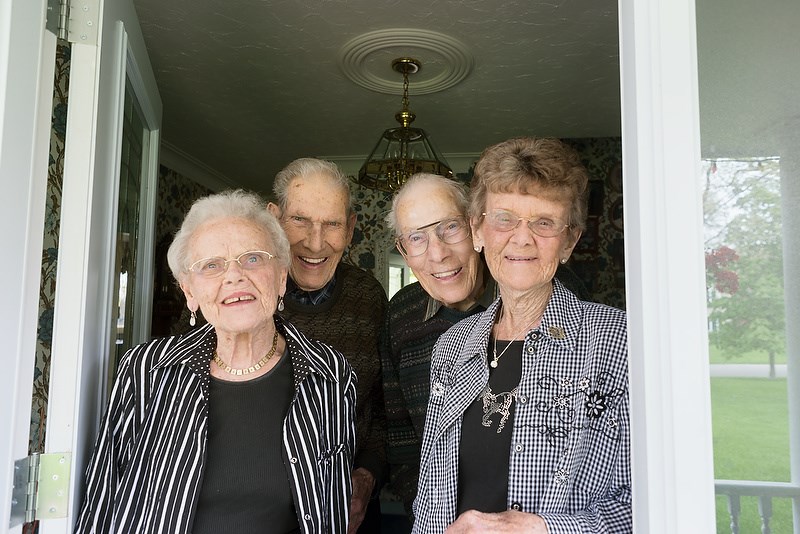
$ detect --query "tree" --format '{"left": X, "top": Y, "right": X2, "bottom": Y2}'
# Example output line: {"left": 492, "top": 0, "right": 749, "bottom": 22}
{"left": 703, "top": 158, "right": 785, "bottom": 377}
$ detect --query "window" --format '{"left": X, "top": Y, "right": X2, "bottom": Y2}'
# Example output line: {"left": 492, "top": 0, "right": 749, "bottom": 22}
{"left": 696, "top": 3, "right": 800, "bottom": 531}
{"left": 387, "top": 249, "right": 417, "bottom": 299}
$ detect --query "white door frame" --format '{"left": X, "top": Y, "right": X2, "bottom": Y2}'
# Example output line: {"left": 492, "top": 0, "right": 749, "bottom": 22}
{"left": 620, "top": 0, "right": 717, "bottom": 531}
{"left": 40, "top": 0, "right": 162, "bottom": 531}
{"left": 2, "top": 0, "right": 717, "bottom": 530}
{"left": 0, "top": 0, "right": 57, "bottom": 530}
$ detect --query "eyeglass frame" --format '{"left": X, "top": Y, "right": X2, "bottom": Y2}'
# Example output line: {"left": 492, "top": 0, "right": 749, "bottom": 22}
{"left": 395, "top": 216, "right": 471, "bottom": 258}
{"left": 480, "top": 209, "right": 571, "bottom": 238}
{"left": 187, "top": 249, "right": 276, "bottom": 278}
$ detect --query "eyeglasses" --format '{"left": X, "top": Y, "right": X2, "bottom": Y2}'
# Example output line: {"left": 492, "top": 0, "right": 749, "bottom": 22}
{"left": 396, "top": 217, "right": 471, "bottom": 257}
{"left": 481, "top": 209, "right": 570, "bottom": 238}
{"left": 188, "top": 250, "right": 275, "bottom": 278}
{"left": 283, "top": 215, "right": 347, "bottom": 235}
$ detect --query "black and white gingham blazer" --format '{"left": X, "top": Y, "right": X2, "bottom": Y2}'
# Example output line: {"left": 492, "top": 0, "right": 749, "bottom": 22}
{"left": 75, "top": 316, "right": 356, "bottom": 534}
{"left": 413, "top": 279, "right": 632, "bottom": 533}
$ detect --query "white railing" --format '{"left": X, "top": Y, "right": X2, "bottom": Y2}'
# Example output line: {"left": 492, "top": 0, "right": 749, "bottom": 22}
{"left": 715, "top": 480, "right": 800, "bottom": 534}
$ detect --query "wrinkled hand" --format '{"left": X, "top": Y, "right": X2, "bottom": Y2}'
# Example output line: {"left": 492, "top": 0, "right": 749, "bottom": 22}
{"left": 445, "top": 510, "right": 547, "bottom": 533}
{"left": 348, "top": 468, "right": 375, "bottom": 534}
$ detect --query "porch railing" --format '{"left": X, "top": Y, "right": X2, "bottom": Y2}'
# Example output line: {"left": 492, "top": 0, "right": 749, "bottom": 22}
{"left": 715, "top": 479, "right": 800, "bottom": 534}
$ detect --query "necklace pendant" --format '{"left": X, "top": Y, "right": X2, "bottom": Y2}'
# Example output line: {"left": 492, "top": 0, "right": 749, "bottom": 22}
{"left": 490, "top": 359, "right": 498, "bottom": 368}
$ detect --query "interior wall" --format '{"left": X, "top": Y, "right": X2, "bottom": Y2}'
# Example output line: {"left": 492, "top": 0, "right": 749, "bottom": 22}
{"left": 150, "top": 165, "right": 213, "bottom": 337}
{"left": 565, "top": 137, "right": 626, "bottom": 309}
{"left": 31, "top": 42, "right": 70, "bottom": 454}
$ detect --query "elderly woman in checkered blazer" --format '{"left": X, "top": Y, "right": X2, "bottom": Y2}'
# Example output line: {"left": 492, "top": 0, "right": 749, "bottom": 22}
{"left": 413, "top": 137, "right": 631, "bottom": 533}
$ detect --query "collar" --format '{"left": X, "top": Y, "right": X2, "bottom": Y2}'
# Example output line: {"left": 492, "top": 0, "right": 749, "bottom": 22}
{"left": 489, "top": 278, "right": 580, "bottom": 347}
{"left": 278, "top": 316, "right": 341, "bottom": 386}
{"left": 423, "top": 272, "right": 498, "bottom": 321}
{"left": 151, "top": 323, "right": 216, "bottom": 373}
{"left": 286, "top": 272, "right": 337, "bottom": 306}
{"left": 150, "top": 317, "right": 339, "bottom": 386}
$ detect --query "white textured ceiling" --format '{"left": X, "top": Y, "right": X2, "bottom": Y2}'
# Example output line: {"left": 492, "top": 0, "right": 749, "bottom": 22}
{"left": 131, "top": 0, "right": 621, "bottom": 195}
{"left": 131, "top": 0, "right": 800, "bottom": 196}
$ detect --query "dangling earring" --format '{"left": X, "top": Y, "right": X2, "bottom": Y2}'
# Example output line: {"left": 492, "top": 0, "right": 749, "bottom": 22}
{"left": 189, "top": 310, "right": 197, "bottom": 327}
{"left": 277, "top": 295, "right": 285, "bottom": 312}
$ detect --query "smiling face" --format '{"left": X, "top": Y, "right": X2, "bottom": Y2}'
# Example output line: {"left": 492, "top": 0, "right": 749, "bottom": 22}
{"left": 395, "top": 180, "right": 483, "bottom": 311}
{"left": 472, "top": 190, "right": 580, "bottom": 301}
{"left": 179, "top": 216, "right": 288, "bottom": 339}
{"left": 270, "top": 173, "right": 355, "bottom": 291}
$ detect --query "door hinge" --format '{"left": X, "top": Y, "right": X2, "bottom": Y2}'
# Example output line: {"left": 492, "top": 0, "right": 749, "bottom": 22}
{"left": 9, "top": 453, "right": 71, "bottom": 529}
{"left": 45, "top": 0, "right": 100, "bottom": 45}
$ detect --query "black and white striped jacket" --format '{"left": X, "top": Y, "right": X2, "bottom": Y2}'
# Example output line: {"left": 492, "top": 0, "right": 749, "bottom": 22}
{"left": 75, "top": 316, "right": 356, "bottom": 533}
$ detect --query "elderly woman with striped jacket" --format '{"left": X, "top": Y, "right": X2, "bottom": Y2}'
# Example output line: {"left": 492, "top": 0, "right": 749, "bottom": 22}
{"left": 75, "top": 190, "right": 356, "bottom": 534}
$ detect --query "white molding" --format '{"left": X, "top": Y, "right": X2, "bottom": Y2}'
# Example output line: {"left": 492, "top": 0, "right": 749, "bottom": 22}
{"left": 159, "top": 140, "right": 237, "bottom": 192}
{"left": 0, "top": 0, "right": 55, "bottom": 530}
{"left": 42, "top": 37, "right": 103, "bottom": 534}
{"left": 620, "top": 0, "right": 716, "bottom": 531}
{"left": 779, "top": 152, "right": 800, "bottom": 528}
{"left": 42, "top": 1, "right": 165, "bottom": 530}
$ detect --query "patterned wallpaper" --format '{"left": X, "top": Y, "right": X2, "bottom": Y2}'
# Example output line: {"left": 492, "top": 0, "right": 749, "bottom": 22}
{"left": 345, "top": 184, "right": 394, "bottom": 279}
{"left": 31, "top": 44, "right": 71, "bottom": 454}
{"left": 564, "top": 137, "right": 625, "bottom": 309}
{"left": 150, "top": 166, "right": 213, "bottom": 337}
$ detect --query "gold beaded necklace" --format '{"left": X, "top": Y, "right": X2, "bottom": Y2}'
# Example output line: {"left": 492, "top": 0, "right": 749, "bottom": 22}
{"left": 213, "top": 330, "right": 279, "bottom": 376}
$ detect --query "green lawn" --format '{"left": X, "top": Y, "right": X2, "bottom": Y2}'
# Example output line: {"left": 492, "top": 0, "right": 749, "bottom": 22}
{"left": 709, "top": 345, "right": 787, "bottom": 365}
{"left": 711, "top": 377, "right": 793, "bottom": 533}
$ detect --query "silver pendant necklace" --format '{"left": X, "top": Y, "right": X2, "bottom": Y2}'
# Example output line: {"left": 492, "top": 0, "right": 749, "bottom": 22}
{"left": 490, "top": 324, "right": 534, "bottom": 368}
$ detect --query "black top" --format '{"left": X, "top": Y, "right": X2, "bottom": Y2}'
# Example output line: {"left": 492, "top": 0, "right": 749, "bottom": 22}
{"left": 457, "top": 339, "right": 524, "bottom": 515}
{"left": 193, "top": 351, "right": 300, "bottom": 534}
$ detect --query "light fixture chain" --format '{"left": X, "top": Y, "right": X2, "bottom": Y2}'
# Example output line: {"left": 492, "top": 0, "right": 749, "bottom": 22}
{"left": 401, "top": 70, "right": 410, "bottom": 111}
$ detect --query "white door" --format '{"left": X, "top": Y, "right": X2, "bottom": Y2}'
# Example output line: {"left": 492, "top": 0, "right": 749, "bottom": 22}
{"left": 0, "top": 0, "right": 58, "bottom": 531}
{"left": 42, "top": 0, "right": 162, "bottom": 530}
{"left": 0, "top": 0, "right": 161, "bottom": 531}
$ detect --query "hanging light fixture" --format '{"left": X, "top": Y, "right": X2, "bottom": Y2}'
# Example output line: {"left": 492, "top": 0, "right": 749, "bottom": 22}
{"left": 358, "top": 57, "right": 453, "bottom": 192}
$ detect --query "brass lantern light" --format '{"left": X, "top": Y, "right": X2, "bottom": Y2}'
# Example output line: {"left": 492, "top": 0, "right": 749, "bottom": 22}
{"left": 358, "top": 57, "right": 453, "bottom": 192}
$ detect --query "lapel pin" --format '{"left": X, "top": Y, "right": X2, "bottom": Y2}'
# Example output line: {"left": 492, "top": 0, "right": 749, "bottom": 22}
{"left": 548, "top": 326, "right": 566, "bottom": 339}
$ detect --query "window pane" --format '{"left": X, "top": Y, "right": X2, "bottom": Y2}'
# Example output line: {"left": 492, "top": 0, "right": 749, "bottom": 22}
{"left": 112, "top": 80, "right": 146, "bottom": 374}
{"left": 697, "top": 2, "right": 799, "bottom": 532}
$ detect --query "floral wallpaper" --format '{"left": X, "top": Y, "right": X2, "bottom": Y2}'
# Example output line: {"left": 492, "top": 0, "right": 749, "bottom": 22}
{"left": 564, "top": 137, "right": 625, "bottom": 309}
{"left": 30, "top": 43, "right": 71, "bottom": 455}
{"left": 345, "top": 184, "right": 394, "bottom": 278}
{"left": 150, "top": 166, "right": 213, "bottom": 337}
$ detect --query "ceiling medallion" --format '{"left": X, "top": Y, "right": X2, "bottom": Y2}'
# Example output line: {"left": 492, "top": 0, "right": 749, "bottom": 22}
{"left": 339, "top": 29, "right": 473, "bottom": 95}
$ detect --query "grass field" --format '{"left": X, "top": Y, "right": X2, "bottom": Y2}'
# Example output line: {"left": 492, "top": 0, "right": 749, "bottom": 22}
{"left": 711, "top": 377, "right": 793, "bottom": 533}
{"left": 709, "top": 345, "right": 787, "bottom": 365}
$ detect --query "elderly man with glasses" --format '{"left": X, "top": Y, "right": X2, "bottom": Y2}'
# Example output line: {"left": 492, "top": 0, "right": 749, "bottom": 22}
{"left": 381, "top": 173, "right": 496, "bottom": 525}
